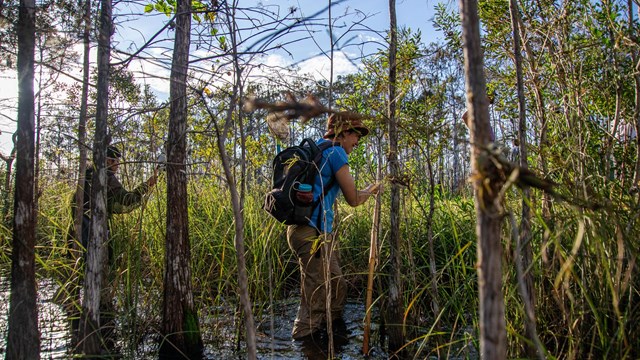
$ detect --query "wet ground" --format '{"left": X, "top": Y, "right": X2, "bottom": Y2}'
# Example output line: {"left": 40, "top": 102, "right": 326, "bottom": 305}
{"left": 206, "top": 299, "right": 389, "bottom": 360}
{"left": 0, "top": 278, "right": 390, "bottom": 359}
{"left": 0, "top": 278, "right": 69, "bottom": 358}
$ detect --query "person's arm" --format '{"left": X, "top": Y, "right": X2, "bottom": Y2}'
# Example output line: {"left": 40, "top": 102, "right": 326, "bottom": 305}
{"left": 108, "top": 170, "right": 157, "bottom": 214}
{"left": 335, "top": 164, "right": 381, "bottom": 207}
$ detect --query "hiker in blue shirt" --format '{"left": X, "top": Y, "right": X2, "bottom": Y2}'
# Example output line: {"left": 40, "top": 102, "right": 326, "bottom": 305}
{"left": 287, "top": 114, "right": 382, "bottom": 340}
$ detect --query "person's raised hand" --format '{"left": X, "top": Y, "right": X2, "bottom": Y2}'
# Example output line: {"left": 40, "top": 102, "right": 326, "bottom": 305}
{"left": 366, "top": 182, "right": 383, "bottom": 195}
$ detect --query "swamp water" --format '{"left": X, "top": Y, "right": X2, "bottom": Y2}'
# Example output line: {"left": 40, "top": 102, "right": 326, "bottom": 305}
{"left": 0, "top": 278, "right": 390, "bottom": 359}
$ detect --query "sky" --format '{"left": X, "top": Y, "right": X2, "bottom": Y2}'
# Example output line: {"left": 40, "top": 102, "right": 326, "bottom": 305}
{"left": 0, "top": 0, "right": 453, "bottom": 154}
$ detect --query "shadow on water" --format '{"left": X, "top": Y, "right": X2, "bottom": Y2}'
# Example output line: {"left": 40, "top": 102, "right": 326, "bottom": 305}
{"left": 0, "top": 278, "right": 389, "bottom": 359}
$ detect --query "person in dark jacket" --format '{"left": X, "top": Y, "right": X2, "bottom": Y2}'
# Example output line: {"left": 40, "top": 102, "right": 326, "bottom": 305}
{"left": 66, "top": 145, "right": 158, "bottom": 351}
{"left": 72, "top": 145, "right": 158, "bottom": 250}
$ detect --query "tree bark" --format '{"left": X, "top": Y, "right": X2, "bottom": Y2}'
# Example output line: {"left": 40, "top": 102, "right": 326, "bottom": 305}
{"left": 208, "top": 4, "right": 257, "bottom": 357}
{"left": 509, "top": 1, "right": 543, "bottom": 359}
{"left": 516, "top": 12, "right": 552, "bottom": 219}
{"left": 79, "top": 0, "right": 111, "bottom": 355}
{"left": 159, "top": 0, "right": 203, "bottom": 358}
{"left": 386, "top": 0, "right": 405, "bottom": 357}
{"left": 66, "top": 0, "right": 91, "bottom": 348}
{"left": 213, "top": 113, "right": 257, "bottom": 360}
{"left": 459, "top": 0, "right": 507, "bottom": 359}
{"left": 6, "top": 0, "right": 40, "bottom": 357}
{"left": 73, "top": 0, "right": 92, "bottom": 266}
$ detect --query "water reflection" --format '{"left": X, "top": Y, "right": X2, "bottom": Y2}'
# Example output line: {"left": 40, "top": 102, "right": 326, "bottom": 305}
{"left": 0, "top": 277, "right": 70, "bottom": 359}
{"left": 0, "top": 278, "right": 388, "bottom": 359}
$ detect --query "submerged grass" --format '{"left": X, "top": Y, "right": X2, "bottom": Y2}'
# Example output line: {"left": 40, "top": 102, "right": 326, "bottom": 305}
{"left": 0, "top": 174, "right": 638, "bottom": 359}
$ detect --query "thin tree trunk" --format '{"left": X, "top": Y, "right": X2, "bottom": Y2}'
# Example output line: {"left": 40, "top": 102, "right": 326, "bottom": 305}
{"left": 509, "top": 1, "right": 542, "bottom": 359}
{"left": 459, "top": 0, "right": 507, "bottom": 359}
{"left": 79, "top": 0, "right": 111, "bottom": 354}
{"left": 516, "top": 13, "right": 552, "bottom": 219}
{"left": 160, "top": 0, "right": 203, "bottom": 358}
{"left": 213, "top": 119, "right": 257, "bottom": 360}
{"left": 64, "top": 1, "right": 91, "bottom": 348}
{"left": 328, "top": 0, "right": 334, "bottom": 107}
{"left": 220, "top": 2, "right": 257, "bottom": 357}
{"left": 604, "top": 42, "right": 623, "bottom": 182}
{"left": 204, "top": 85, "right": 257, "bottom": 357}
{"left": 632, "top": 1, "right": 640, "bottom": 189}
{"left": 386, "top": 0, "right": 404, "bottom": 357}
{"left": 325, "top": 2, "right": 336, "bottom": 355}
{"left": 6, "top": 0, "right": 39, "bottom": 357}
{"left": 74, "top": 0, "right": 91, "bottom": 264}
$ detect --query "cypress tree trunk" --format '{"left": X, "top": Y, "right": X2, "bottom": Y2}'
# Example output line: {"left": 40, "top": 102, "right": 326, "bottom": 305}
{"left": 459, "top": 0, "right": 507, "bottom": 358}
{"left": 386, "top": 0, "right": 405, "bottom": 357}
{"left": 6, "top": 0, "right": 39, "bottom": 357}
{"left": 80, "top": 0, "right": 111, "bottom": 354}
{"left": 68, "top": 0, "right": 91, "bottom": 347}
{"left": 160, "top": 0, "right": 204, "bottom": 357}
{"left": 74, "top": 0, "right": 92, "bottom": 266}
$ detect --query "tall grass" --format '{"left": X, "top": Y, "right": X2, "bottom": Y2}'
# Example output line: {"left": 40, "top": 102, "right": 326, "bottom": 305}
{"left": 3, "top": 172, "right": 638, "bottom": 358}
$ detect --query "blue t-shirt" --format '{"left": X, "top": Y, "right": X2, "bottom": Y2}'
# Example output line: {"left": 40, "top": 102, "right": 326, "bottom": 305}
{"left": 308, "top": 138, "right": 348, "bottom": 233}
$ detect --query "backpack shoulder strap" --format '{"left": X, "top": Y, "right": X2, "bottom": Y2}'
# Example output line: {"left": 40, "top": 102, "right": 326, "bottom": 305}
{"left": 300, "top": 138, "right": 320, "bottom": 158}
{"left": 313, "top": 140, "right": 341, "bottom": 187}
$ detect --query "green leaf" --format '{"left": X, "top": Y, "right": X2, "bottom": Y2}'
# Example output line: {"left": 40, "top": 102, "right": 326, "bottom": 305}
{"left": 144, "top": 3, "right": 154, "bottom": 13}
{"left": 192, "top": 0, "right": 205, "bottom": 11}
{"left": 193, "top": 13, "right": 201, "bottom": 23}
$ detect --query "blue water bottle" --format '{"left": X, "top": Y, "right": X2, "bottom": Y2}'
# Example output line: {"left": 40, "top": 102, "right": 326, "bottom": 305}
{"left": 294, "top": 183, "right": 313, "bottom": 223}
{"left": 296, "top": 184, "right": 313, "bottom": 204}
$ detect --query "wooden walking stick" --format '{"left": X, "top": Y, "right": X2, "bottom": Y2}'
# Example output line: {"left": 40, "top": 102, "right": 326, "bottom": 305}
{"left": 363, "top": 176, "right": 383, "bottom": 355}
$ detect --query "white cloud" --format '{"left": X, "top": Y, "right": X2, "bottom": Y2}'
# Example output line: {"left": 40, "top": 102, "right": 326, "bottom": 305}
{"left": 241, "top": 51, "right": 360, "bottom": 86}
{"left": 262, "top": 53, "right": 292, "bottom": 69}
{"left": 298, "top": 51, "right": 359, "bottom": 81}
{"left": 126, "top": 47, "right": 172, "bottom": 100}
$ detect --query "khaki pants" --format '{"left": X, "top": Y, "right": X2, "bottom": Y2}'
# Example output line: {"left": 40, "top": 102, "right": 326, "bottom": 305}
{"left": 287, "top": 225, "right": 347, "bottom": 339}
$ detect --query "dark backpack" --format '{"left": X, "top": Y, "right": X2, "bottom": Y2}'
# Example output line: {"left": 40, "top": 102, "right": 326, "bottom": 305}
{"left": 264, "top": 138, "right": 337, "bottom": 225}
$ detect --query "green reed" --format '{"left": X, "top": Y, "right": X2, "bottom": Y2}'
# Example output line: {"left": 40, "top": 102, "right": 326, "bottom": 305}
{"left": 4, "top": 173, "right": 638, "bottom": 359}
